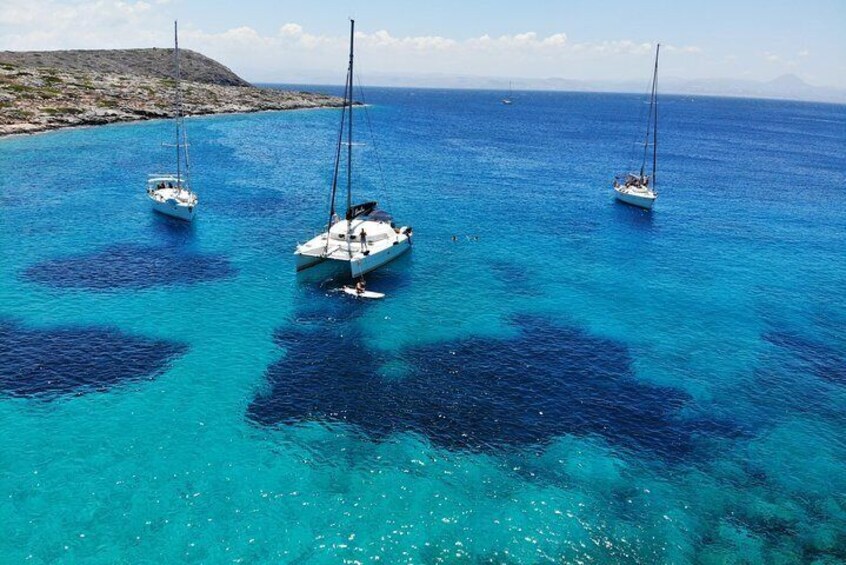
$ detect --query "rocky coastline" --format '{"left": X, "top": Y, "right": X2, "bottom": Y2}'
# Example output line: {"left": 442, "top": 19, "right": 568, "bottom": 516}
{"left": 0, "top": 50, "right": 344, "bottom": 137}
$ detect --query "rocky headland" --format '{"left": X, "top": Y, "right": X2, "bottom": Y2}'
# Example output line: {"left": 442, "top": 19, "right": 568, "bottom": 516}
{"left": 0, "top": 49, "right": 344, "bottom": 136}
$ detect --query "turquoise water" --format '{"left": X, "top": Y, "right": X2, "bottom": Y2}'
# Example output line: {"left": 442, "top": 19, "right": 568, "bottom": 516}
{"left": 1, "top": 88, "right": 845, "bottom": 562}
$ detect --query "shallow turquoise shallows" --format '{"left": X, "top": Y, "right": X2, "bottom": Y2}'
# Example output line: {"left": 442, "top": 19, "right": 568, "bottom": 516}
{"left": 1, "top": 87, "right": 845, "bottom": 563}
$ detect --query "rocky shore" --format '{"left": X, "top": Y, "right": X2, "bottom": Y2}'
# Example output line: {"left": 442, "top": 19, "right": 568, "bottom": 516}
{"left": 0, "top": 50, "right": 344, "bottom": 136}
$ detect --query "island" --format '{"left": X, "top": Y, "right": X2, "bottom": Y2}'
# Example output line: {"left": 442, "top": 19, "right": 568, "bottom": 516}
{"left": 0, "top": 48, "right": 345, "bottom": 136}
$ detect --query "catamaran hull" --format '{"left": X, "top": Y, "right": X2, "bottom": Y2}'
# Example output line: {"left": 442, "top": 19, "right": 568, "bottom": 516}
{"left": 614, "top": 188, "right": 656, "bottom": 210}
{"left": 150, "top": 197, "right": 196, "bottom": 221}
{"left": 295, "top": 237, "right": 411, "bottom": 277}
{"left": 296, "top": 254, "right": 327, "bottom": 272}
{"left": 350, "top": 238, "right": 411, "bottom": 277}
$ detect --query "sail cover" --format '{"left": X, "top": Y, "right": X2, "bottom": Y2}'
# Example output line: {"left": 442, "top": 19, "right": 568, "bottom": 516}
{"left": 346, "top": 201, "right": 378, "bottom": 221}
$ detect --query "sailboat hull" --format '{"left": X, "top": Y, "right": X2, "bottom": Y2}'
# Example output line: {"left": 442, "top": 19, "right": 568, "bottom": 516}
{"left": 151, "top": 198, "right": 195, "bottom": 221}
{"left": 614, "top": 186, "right": 656, "bottom": 210}
{"left": 147, "top": 188, "right": 196, "bottom": 221}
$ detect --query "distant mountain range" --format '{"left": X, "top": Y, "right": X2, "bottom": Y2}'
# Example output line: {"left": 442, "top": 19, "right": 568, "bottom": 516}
{"left": 3, "top": 48, "right": 842, "bottom": 105}
{"left": 278, "top": 70, "right": 846, "bottom": 104}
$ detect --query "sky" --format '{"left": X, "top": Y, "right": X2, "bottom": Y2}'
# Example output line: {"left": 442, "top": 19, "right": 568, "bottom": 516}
{"left": 1, "top": 0, "right": 844, "bottom": 89}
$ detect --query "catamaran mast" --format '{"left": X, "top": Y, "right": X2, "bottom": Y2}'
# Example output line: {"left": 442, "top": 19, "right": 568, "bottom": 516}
{"left": 344, "top": 20, "right": 355, "bottom": 259}
{"left": 346, "top": 19, "right": 355, "bottom": 220}
{"left": 174, "top": 20, "right": 182, "bottom": 186}
{"left": 325, "top": 20, "right": 355, "bottom": 246}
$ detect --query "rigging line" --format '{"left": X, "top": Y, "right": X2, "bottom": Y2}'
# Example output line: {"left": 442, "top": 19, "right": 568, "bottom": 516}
{"left": 355, "top": 72, "right": 393, "bottom": 214}
{"left": 173, "top": 20, "right": 182, "bottom": 187}
{"left": 327, "top": 73, "right": 350, "bottom": 230}
{"left": 640, "top": 46, "right": 658, "bottom": 180}
{"left": 180, "top": 113, "right": 191, "bottom": 190}
{"left": 641, "top": 91, "right": 654, "bottom": 178}
{"left": 626, "top": 67, "right": 653, "bottom": 172}
{"left": 173, "top": 23, "right": 191, "bottom": 192}
{"left": 652, "top": 43, "right": 660, "bottom": 190}
{"left": 180, "top": 118, "right": 191, "bottom": 192}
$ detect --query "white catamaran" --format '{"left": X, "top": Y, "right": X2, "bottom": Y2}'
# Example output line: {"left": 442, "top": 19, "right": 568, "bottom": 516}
{"left": 294, "top": 20, "right": 413, "bottom": 278}
{"left": 613, "top": 44, "right": 661, "bottom": 210}
{"left": 147, "top": 21, "right": 198, "bottom": 221}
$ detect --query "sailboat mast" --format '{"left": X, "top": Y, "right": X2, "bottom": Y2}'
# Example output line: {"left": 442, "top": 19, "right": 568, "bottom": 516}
{"left": 652, "top": 44, "right": 659, "bottom": 189}
{"left": 346, "top": 19, "right": 355, "bottom": 219}
{"left": 173, "top": 20, "right": 182, "bottom": 186}
{"left": 639, "top": 43, "right": 660, "bottom": 183}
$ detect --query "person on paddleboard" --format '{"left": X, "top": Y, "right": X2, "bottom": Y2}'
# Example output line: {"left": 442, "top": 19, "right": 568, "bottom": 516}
{"left": 355, "top": 279, "right": 366, "bottom": 295}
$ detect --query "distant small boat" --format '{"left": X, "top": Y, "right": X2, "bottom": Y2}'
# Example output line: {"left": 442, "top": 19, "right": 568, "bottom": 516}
{"left": 147, "top": 20, "right": 198, "bottom": 221}
{"left": 294, "top": 20, "right": 413, "bottom": 278}
{"left": 613, "top": 44, "right": 660, "bottom": 210}
{"left": 502, "top": 81, "right": 514, "bottom": 105}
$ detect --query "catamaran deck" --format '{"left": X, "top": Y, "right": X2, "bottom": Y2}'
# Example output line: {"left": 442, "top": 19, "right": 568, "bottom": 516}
{"left": 295, "top": 217, "right": 412, "bottom": 276}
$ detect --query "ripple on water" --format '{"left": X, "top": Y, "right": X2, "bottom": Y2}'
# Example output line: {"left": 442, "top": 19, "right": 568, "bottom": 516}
{"left": 0, "top": 320, "right": 188, "bottom": 399}
{"left": 248, "top": 311, "right": 745, "bottom": 460}
{"left": 23, "top": 244, "right": 237, "bottom": 290}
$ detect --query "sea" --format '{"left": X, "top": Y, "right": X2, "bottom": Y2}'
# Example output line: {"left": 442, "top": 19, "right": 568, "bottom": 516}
{"left": 1, "top": 86, "right": 844, "bottom": 563}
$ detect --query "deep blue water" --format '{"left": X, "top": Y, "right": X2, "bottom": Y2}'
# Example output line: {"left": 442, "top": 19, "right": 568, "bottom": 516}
{"left": 1, "top": 87, "right": 845, "bottom": 562}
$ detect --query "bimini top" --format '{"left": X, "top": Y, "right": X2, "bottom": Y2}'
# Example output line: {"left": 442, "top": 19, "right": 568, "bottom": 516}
{"left": 367, "top": 209, "right": 393, "bottom": 223}
{"left": 147, "top": 174, "right": 186, "bottom": 187}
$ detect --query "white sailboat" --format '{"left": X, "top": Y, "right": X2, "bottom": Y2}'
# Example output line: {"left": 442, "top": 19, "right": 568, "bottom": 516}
{"left": 147, "top": 21, "right": 198, "bottom": 221}
{"left": 502, "top": 81, "right": 513, "bottom": 105}
{"left": 613, "top": 44, "right": 661, "bottom": 210}
{"left": 294, "top": 20, "right": 413, "bottom": 278}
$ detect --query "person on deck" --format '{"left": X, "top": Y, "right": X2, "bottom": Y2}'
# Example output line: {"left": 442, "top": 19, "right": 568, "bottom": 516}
{"left": 360, "top": 228, "right": 368, "bottom": 252}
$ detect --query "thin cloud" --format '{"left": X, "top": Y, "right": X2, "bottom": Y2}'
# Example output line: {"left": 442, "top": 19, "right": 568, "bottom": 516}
{"left": 2, "top": 1, "right": 783, "bottom": 86}
{"left": 0, "top": 0, "right": 162, "bottom": 49}
{"left": 664, "top": 44, "right": 703, "bottom": 54}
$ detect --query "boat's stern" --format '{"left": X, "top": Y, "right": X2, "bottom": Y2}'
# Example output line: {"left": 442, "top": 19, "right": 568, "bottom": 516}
{"left": 614, "top": 185, "right": 657, "bottom": 210}
{"left": 350, "top": 227, "right": 412, "bottom": 277}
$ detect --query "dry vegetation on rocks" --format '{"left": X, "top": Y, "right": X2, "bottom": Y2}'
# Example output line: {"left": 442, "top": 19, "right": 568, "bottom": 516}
{"left": 0, "top": 50, "right": 344, "bottom": 136}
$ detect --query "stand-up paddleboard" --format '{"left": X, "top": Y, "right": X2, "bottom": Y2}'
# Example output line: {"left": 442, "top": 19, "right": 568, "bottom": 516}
{"left": 341, "top": 286, "right": 385, "bottom": 299}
